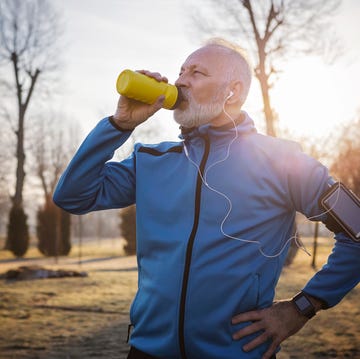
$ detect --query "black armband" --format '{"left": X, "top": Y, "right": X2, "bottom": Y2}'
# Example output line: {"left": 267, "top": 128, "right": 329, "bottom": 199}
{"left": 322, "top": 213, "right": 344, "bottom": 233}
{"left": 319, "top": 182, "right": 360, "bottom": 242}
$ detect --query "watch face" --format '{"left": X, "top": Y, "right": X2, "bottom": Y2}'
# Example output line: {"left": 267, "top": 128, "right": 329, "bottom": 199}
{"left": 296, "top": 295, "right": 311, "bottom": 310}
{"left": 293, "top": 292, "right": 316, "bottom": 319}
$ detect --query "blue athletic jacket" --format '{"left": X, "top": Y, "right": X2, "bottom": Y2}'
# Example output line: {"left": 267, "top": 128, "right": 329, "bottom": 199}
{"left": 53, "top": 113, "right": 360, "bottom": 359}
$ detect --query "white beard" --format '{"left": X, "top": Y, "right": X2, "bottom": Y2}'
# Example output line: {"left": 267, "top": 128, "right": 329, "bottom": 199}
{"left": 173, "top": 90, "right": 225, "bottom": 128}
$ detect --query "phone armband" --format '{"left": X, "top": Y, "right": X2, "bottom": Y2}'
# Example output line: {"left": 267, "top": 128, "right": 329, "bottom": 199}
{"left": 319, "top": 182, "right": 360, "bottom": 242}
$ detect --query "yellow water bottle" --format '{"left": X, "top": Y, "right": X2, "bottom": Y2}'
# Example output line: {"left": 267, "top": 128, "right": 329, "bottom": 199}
{"left": 116, "top": 69, "right": 180, "bottom": 110}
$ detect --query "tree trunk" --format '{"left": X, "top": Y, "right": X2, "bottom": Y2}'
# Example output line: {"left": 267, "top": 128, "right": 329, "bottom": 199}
{"left": 6, "top": 53, "right": 40, "bottom": 251}
{"left": 255, "top": 48, "right": 276, "bottom": 137}
{"left": 10, "top": 53, "right": 40, "bottom": 207}
{"left": 13, "top": 107, "right": 26, "bottom": 208}
{"left": 259, "top": 77, "right": 276, "bottom": 137}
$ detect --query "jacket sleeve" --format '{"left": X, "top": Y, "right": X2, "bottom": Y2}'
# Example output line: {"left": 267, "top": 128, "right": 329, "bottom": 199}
{"left": 285, "top": 145, "right": 360, "bottom": 308}
{"left": 303, "top": 233, "right": 360, "bottom": 308}
{"left": 53, "top": 117, "right": 136, "bottom": 214}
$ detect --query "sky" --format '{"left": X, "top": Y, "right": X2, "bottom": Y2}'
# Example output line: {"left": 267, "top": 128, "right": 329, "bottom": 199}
{"left": 51, "top": 0, "right": 360, "bottom": 143}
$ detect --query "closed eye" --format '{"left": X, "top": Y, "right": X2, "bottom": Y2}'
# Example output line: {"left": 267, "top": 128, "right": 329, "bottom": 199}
{"left": 193, "top": 70, "right": 207, "bottom": 76}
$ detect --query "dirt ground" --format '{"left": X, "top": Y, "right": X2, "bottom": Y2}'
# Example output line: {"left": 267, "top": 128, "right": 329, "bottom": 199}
{"left": 0, "top": 240, "right": 136, "bottom": 359}
{"left": 0, "top": 238, "right": 359, "bottom": 359}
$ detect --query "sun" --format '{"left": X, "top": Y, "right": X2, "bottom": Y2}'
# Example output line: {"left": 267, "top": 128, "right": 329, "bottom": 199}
{"left": 271, "top": 57, "right": 343, "bottom": 139}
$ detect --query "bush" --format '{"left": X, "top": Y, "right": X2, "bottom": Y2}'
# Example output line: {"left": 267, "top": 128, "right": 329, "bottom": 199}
{"left": 120, "top": 205, "right": 136, "bottom": 255}
{"left": 7, "top": 205, "right": 29, "bottom": 257}
{"left": 37, "top": 200, "right": 71, "bottom": 256}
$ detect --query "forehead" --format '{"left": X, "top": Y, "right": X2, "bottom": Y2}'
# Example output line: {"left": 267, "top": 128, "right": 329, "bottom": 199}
{"left": 181, "top": 45, "right": 228, "bottom": 71}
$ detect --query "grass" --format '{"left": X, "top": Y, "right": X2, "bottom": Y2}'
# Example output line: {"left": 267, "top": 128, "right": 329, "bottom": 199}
{"left": 0, "top": 237, "right": 359, "bottom": 358}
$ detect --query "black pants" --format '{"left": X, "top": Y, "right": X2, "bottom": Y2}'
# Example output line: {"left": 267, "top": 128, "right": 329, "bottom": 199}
{"left": 127, "top": 346, "right": 277, "bottom": 359}
{"left": 127, "top": 347, "right": 159, "bottom": 359}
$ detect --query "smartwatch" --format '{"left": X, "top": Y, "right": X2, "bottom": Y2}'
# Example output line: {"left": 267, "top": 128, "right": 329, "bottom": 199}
{"left": 292, "top": 292, "right": 316, "bottom": 319}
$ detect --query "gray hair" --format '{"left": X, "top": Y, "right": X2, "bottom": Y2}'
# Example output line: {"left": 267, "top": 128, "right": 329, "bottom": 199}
{"left": 204, "top": 37, "right": 252, "bottom": 106}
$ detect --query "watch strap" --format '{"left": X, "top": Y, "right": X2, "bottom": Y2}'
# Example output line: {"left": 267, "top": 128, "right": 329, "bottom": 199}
{"left": 292, "top": 291, "right": 316, "bottom": 319}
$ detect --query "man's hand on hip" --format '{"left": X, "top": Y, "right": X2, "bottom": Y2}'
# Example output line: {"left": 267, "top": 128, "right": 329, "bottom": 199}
{"left": 232, "top": 300, "right": 309, "bottom": 359}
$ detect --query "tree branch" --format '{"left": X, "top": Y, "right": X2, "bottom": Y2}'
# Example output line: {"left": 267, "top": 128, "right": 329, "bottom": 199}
{"left": 23, "top": 68, "right": 40, "bottom": 113}
{"left": 10, "top": 51, "right": 22, "bottom": 109}
{"left": 241, "top": 0, "right": 262, "bottom": 47}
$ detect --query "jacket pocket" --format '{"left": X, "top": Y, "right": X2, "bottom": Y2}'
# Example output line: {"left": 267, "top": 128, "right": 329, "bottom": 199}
{"left": 253, "top": 273, "right": 260, "bottom": 309}
{"left": 230, "top": 273, "right": 261, "bottom": 337}
{"left": 233, "top": 273, "right": 260, "bottom": 315}
{"left": 243, "top": 273, "right": 260, "bottom": 311}
{"left": 129, "top": 288, "right": 141, "bottom": 325}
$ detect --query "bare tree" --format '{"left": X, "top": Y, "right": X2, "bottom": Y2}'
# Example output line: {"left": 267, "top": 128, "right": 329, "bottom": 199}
{"left": 30, "top": 114, "right": 77, "bottom": 203}
{"left": 0, "top": 0, "right": 62, "bottom": 254}
{"left": 30, "top": 113, "right": 80, "bottom": 257}
{"left": 190, "top": 0, "right": 341, "bottom": 136}
{"left": 0, "top": 0, "right": 62, "bottom": 209}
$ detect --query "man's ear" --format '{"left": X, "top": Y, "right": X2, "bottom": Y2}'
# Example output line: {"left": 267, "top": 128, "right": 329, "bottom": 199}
{"left": 226, "top": 81, "right": 242, "bottom": 104}
{"left": 226, "top": 91, "right": 234, "bottom": 100}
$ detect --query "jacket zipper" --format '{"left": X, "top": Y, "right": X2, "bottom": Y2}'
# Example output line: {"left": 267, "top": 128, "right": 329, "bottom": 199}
{"left": 179, "top": 135, "right": 210, "bottom": 359}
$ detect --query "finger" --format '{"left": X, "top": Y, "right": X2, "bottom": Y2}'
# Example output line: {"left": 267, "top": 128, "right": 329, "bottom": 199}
{"left": 154, "top": 95, "right": 165, "bottom": 107}
{"left": 242, "top": 331, "right": 270, "bottom": 353}
{"left": 232, "top": 310, "right": 262, "bottom": 324}
{"left": 137, "top": 70, "right": 168, "bottom": 83}
{"left": 147, "top": 95, "right": 165, "bottom": 116}
{"left": 232, "top": 321, "right": 263, "bottom": 340}
{"left": 261, "top": 341, "right": 278, "bottom": 359}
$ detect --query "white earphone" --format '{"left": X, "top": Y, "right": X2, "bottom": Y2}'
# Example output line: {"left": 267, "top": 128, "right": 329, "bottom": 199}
{"left": 226, "top": 91, "right": 234, "bottom": 100}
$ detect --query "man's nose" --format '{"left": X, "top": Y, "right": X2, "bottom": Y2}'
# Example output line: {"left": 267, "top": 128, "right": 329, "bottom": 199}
{"left": 175, "top": 73, "right": 188, "bottom": 88}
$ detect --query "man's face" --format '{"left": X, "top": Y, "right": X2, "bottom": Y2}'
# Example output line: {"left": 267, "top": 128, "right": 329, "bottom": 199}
{"left": 173, "top": 46, "right": 229, "bottom": 128}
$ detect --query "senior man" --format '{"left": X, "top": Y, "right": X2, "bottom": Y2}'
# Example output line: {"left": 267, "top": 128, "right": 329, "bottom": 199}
{"left": 54, "top": 38, "right": 360, "bottom": 359}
